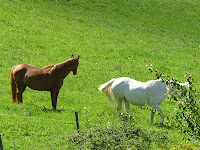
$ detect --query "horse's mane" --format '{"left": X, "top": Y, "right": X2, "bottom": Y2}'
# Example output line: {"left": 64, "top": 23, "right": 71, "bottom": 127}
{"left": 47, "top": 58, "right": 76, "bottom": 75}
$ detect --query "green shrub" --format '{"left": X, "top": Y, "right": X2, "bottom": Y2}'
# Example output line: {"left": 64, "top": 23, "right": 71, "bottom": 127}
{"left": 68, "top": 111, "right": 170, "bottom": 149}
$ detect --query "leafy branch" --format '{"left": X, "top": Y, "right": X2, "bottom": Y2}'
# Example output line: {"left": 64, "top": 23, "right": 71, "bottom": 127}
{"left": 144, "top": 61, "right": 200, "bottom": 138}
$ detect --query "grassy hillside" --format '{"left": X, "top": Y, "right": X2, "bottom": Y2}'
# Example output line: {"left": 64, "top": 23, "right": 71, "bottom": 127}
{"left": 0, "top": 0, "right": 200, "bottom": 149}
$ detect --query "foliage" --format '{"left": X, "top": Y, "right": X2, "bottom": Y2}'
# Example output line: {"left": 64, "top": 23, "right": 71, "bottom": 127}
{"left": 68, "top": 111, "right": 170, "bottom": 149}
{"left": 145, "top": 62, "right": 200, "bottom": 139}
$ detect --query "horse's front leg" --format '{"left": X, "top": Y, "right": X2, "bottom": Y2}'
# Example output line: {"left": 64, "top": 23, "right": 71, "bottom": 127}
{"left": 153, "top": 104, "right": 164, "bottom": 126}
{"left": 51, "top": 90, "right": 59, "bottom": 110}
{"left": 150, "top": 99, "right": 164, "bottom": 126}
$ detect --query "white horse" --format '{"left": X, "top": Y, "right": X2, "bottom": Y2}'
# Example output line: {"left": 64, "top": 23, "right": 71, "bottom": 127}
{"left": 99, "top": 77, "right": 189, "bottom": 126}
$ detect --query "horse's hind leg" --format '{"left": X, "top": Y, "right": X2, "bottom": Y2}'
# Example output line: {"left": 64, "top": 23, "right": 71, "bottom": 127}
{"left": 151, "top": 110, "right": 155, "bottom": 123}
{"left": 124, "top": 98, "right": 130, "bottom": 112}
{"left": 16, "top": 84, "right": 26, "bottom": 103}
{"left": 117, "top": 99, "right": 122, "bottom": 112}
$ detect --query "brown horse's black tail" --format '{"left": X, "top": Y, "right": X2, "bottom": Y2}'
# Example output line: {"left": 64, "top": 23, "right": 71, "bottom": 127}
{"left": 11, "top": 68, "right": 17, "bottom": 103}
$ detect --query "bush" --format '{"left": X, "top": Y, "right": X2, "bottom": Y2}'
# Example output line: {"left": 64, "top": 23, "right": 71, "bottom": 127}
{"left": 68, "top": 111, "right": 170, "bottom": 149}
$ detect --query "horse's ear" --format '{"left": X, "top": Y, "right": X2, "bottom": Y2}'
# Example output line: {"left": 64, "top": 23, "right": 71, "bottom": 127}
{"left": 77, "top": 55, "right": 80, "bottom": 60}
{"left": 71, "top": 54, "right": 74, "bottom": 58}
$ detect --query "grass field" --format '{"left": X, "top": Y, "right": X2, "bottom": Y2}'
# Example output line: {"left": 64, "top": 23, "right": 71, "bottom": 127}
{"left": 0, "top": 0, "right": 200, "bottom": 149}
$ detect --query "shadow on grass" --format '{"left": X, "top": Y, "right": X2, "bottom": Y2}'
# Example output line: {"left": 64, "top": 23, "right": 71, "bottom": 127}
{"left": 41, "top": 106, "right": 66, "bottom": 113}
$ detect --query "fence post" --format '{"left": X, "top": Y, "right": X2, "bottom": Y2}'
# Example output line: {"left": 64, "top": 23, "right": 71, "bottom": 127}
{"left": 75, "top": 112, "right": 80, "bottom": 135}
{"left": 0, "top": 134, "right": 3, "bottom": 150}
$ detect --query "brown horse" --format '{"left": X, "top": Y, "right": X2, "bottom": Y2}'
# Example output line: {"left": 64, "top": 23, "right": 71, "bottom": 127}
{"left": 11, "top": 55, "right": 80, "bottom": 110}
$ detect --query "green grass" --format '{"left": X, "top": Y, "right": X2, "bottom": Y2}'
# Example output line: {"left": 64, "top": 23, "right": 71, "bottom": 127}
{"left": 0, "top": 0, "right": 200, "bottom": 149}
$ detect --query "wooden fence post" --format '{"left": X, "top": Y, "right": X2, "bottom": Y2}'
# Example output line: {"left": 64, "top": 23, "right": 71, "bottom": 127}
{"left": 75, "top": 112, "right": 80, "bottom": 134}
{"left": 0, "top": 134, "right": 3, "bottom": 150}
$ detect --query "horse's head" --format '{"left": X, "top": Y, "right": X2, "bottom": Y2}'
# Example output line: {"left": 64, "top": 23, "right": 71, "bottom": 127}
{"left": 167, "top": 82, "right": 189, "bottom": 97}
{"left": 71, "top": 55, "right": 80, "bottom": 75}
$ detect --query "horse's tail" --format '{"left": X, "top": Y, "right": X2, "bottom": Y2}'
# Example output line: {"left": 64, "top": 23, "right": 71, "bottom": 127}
{"left": 99, "top": 78, "right": 115, "bottom": 105}
{"left": 11, "top": 67, "right": 17, "bottom": 103}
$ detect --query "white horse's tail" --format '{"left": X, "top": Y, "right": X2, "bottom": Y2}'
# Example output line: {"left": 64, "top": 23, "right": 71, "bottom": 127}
{"left": 99, "top": 78, "right": 115, "bottom": 105}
